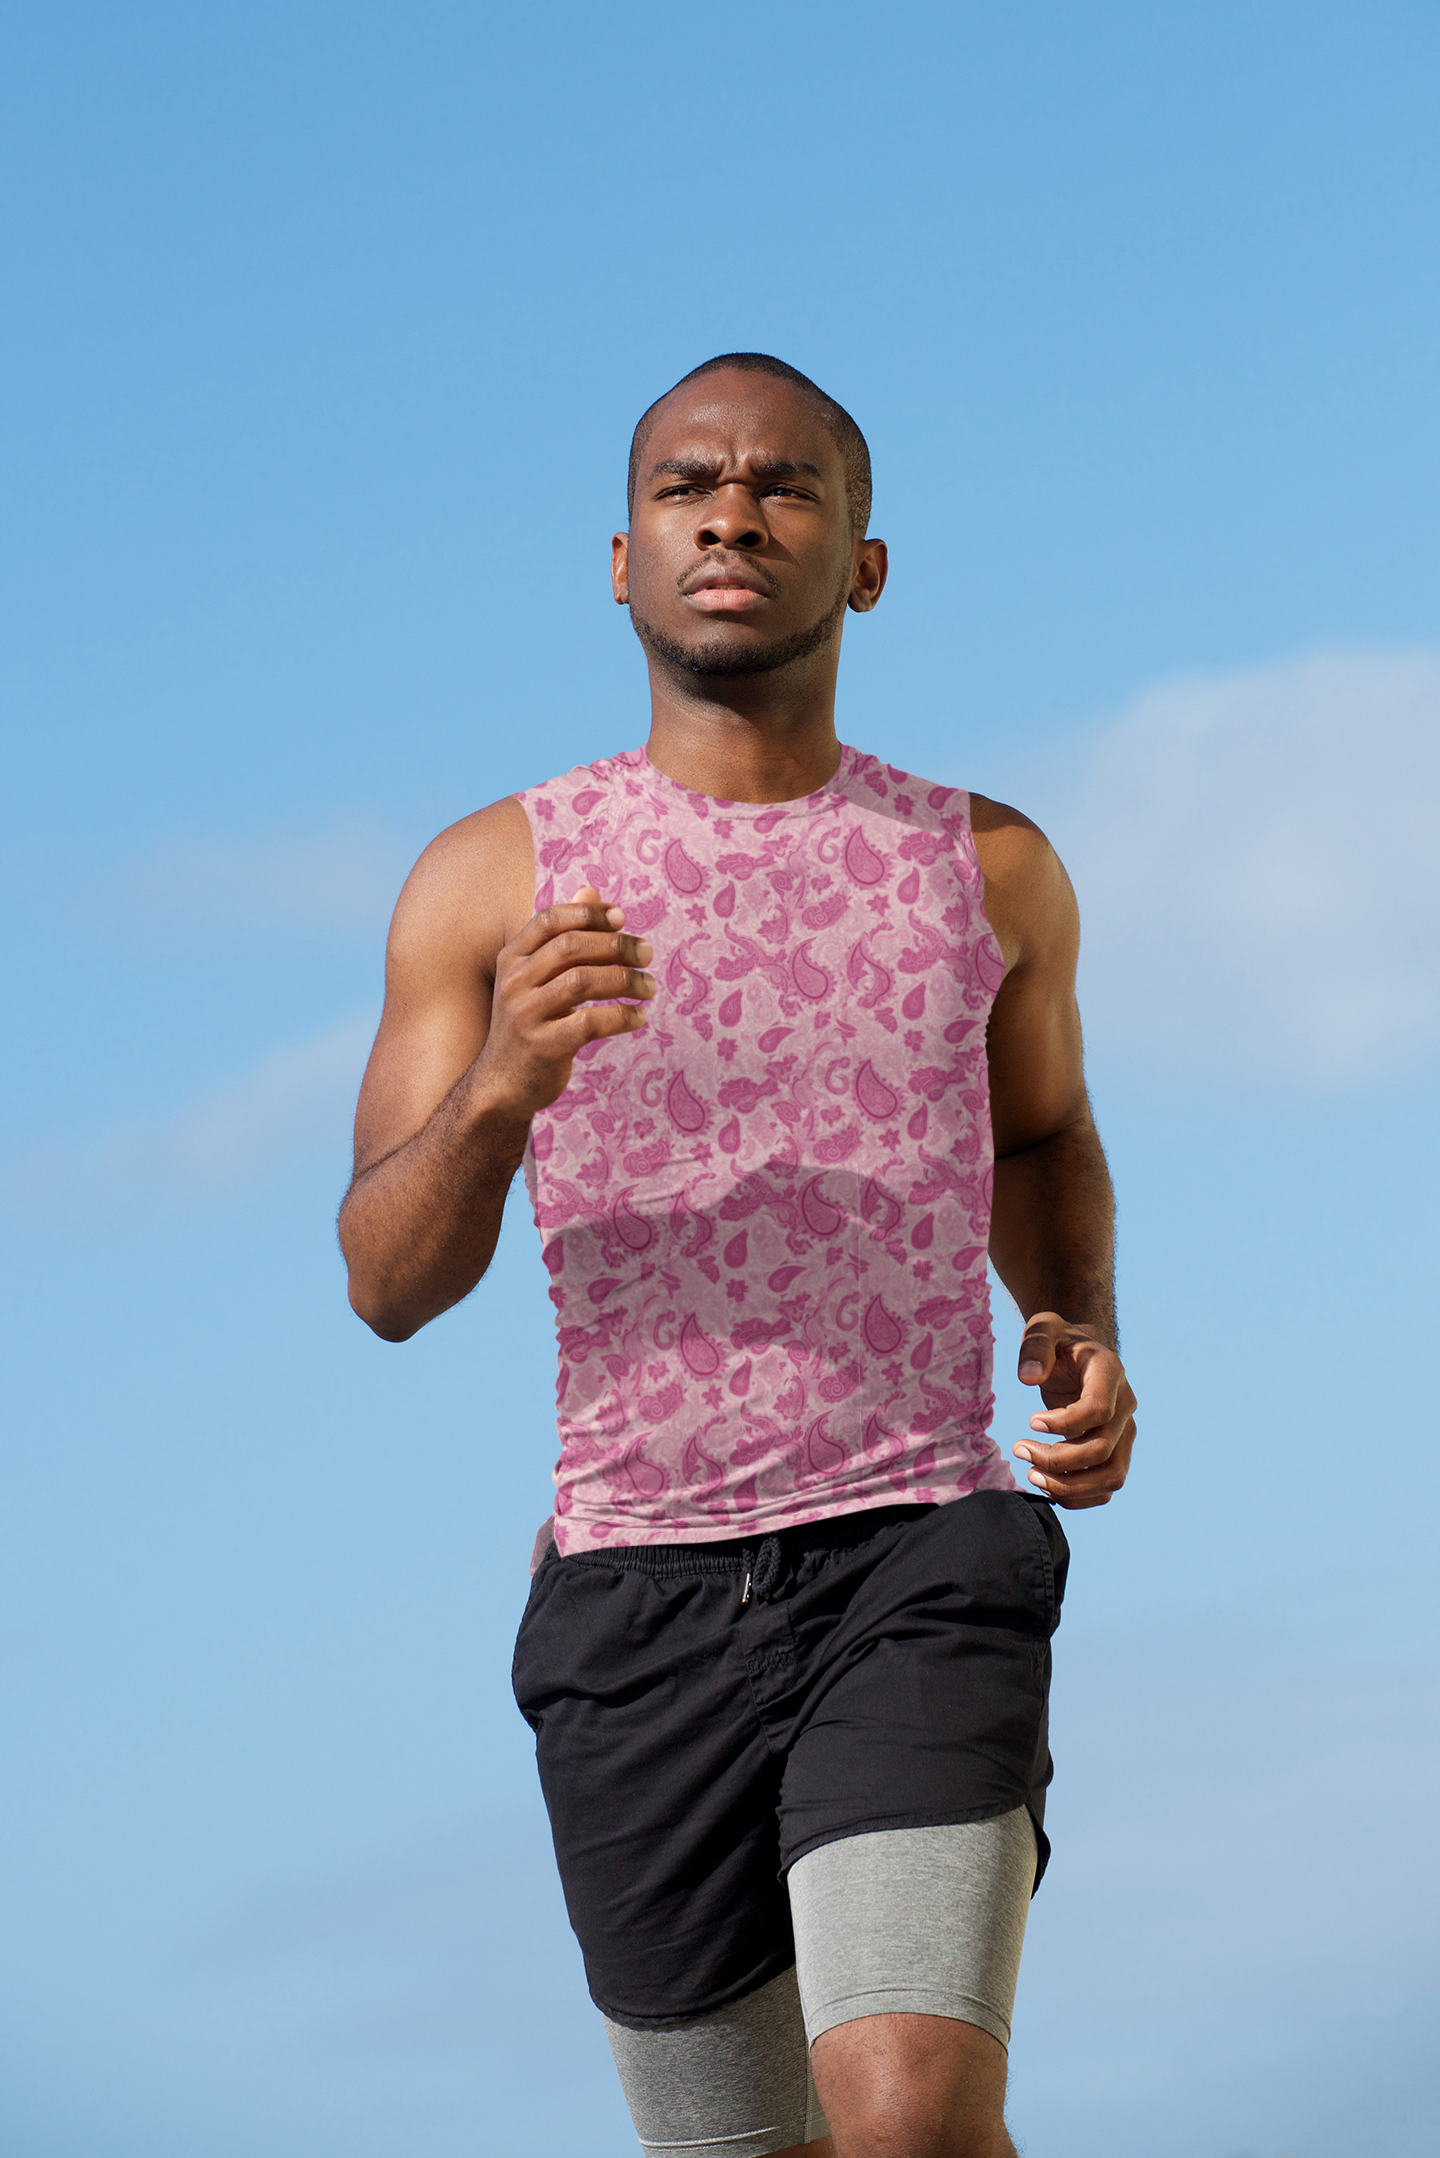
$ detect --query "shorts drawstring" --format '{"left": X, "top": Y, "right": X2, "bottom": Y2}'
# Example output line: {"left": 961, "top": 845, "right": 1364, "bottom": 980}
{"left": 740, "top": 1533, "right": 784, "bottom": 1605}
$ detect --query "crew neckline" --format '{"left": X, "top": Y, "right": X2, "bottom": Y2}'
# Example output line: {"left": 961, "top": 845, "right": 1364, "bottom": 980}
{"left": 631, "top": 741, "right": 856, "bottom": 821}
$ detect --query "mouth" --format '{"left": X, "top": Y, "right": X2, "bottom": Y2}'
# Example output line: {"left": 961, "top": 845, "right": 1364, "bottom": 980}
{"left": 680, "top": 562, "right": 775, "bottom": 614}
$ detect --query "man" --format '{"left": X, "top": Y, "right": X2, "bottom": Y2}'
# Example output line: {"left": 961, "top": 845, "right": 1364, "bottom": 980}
{"left": 340, "top": 353, "right": 1136, "bottom": 2158}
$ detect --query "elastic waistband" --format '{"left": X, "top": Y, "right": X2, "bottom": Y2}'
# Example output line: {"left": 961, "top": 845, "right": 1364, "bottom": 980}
{"left": 560, "top": 1502, "right": 936, "bottom": 1582}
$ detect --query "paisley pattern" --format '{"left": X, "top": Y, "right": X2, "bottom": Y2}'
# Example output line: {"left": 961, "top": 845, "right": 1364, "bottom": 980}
{"left": 515, "top": 745, "right": 1016, "bottom": 1552}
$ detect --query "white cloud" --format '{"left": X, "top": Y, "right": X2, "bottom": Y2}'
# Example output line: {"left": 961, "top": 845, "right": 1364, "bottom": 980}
{"left": 136, "top": 1011, "right": 379, "bottom": 1195}
{"left": 108, "top": 823, "right": 410, "bottom": 940}
{"left": 6, "top": 1011, "right": 377, "bottom": 1208}
{"left": 1022, "top": 648, "right": 1440, "bottom": 1083}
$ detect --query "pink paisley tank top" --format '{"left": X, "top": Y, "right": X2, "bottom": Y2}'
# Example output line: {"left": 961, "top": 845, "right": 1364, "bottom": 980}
{"left": 514, "top": 744, "right": 1018, "bottom": 1554}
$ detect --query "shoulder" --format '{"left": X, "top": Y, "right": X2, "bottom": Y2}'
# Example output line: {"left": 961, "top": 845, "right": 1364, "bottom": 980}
{"left": 967, "top": 791, "right": 1056, "bottom": 877}
{"left": 387, "top": 794, "right": 535, "bottom": 980}
{"left": 967, "top": 793, "right": 1077, "bottom": 974}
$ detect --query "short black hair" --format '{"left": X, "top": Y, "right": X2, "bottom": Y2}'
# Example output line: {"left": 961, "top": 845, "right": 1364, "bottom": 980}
{"left": 627, "top": 353, "right": 873, "bottom": 535}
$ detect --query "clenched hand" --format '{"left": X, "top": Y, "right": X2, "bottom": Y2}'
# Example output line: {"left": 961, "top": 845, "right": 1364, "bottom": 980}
{"left": 1012, "top": 1313, "right": 1137, "bottom": 1510}
{"left": 478, "top": 884, "right": 656, "bottom": 1119}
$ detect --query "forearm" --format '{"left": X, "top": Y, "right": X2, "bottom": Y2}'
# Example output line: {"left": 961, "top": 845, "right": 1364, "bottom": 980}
{"left": 339, "top": 1066, "right": 532, "bottom": 1341}
{"left": 988, "top": 1110, "right": 1117, "bottom": 1349}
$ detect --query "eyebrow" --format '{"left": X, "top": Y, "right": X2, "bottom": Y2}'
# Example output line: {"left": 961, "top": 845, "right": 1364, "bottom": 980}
{"left": 646, "top": 456, "right": 825, "bottom": 485}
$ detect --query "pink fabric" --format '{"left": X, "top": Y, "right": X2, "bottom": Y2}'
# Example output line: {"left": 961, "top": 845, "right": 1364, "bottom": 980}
{"left": 515, "top": 745, "right": 1017, "bottom": 1554}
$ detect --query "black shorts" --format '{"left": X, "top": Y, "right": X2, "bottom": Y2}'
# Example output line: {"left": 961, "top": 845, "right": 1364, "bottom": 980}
{"left": 511, "top": 1490, "right": 1068, "bottom": 2030}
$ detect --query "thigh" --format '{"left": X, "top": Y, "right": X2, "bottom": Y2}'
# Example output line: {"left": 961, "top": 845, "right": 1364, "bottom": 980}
{"left": 778, "top": 1492, "right": 1066, "bottom": 1879}
{"left": 512, "top": 1551, "right": 793, "bottom": 2026}
{"left": 788, "top": 1809, "right": 1037, "bottom": 2050}
{"left": 602, "top": 1967, "right": 830, "bottom": 2158}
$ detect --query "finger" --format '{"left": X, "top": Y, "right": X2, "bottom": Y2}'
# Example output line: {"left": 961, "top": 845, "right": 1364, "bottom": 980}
{"left": 1026, "top": 1361, "right": 1133, "bottom": 1441}
{"left": 549, "top": 1001, "right": 650, "bottom": 1051}
{"left": 1015, "top": 1380, "right": 1132, "bottom": 1463}
{"left": 1015, "top": 1368, "right": 1130, "bottom": 1455}
{"left": 1028, "top": 1467, "right": 1123, "bottom": 1510}
{"left": 1014, "top": 1422, "right": 1124, "bottom": 1477}
{"left": 1017, "top": 1312, "right": 1066, "bottom": 1386}
{"left": 510, "top": 901, "right": 630, "bottom": 955}
{"left": 1015, "top": 1408, "right": 1135, "bottom": 1477}
{"left": 1021, "top": 1425, "right": 1136, "bottom": 1507}
{"left": 525, "top": 964, "right": 657, "bottom": 1015}
{"left": 565, "top": 885, "right": 656, "bottom": 968}
{"left": 521, "top": 928, "right": 655, "bottom": 986}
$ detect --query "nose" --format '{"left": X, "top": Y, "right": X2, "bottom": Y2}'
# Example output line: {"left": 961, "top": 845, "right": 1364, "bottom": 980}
{"left": 695, "top": 483, "right": 767, "bottom": 552}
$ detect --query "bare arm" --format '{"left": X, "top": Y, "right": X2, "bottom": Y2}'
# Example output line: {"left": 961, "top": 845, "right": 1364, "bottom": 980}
{"left": 972, "top": 794, "right": 1137, "bottom": 1509}
{"left": 338, "top": 798, "right": 655, "bottom": 1341}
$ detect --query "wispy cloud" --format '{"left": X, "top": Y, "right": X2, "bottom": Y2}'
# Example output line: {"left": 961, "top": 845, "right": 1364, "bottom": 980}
{"left": 1020, "top": 648, "right": 1440, "bottom": 1084}
{"left": 104, "top": 823, "right": 411, "bottom": 942}
{"left": 6, "top": 1011, "right": 377, "bottom": 1210}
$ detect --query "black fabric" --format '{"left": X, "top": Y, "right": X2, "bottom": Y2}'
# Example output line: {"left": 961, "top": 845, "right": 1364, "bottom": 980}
{"left": 511, "top": 1490, "right": 1068, "bottom": 2031}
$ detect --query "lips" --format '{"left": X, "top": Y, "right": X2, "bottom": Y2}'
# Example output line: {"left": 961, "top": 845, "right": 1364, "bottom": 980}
{"left": 681, "top": 560, "right": 774, "bottom": 612}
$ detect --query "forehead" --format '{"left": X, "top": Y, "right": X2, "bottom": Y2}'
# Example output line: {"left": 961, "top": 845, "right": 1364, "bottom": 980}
{"left": 641, "top": 372, "right": 841, "bottom": 480}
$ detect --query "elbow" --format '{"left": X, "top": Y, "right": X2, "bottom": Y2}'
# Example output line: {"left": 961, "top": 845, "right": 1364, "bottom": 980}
{"left": 339, "top": 1203, "right": 420, "bottom": 1341}
{"left": 345, "top": 1272, "right": 421, "bottom": 1343}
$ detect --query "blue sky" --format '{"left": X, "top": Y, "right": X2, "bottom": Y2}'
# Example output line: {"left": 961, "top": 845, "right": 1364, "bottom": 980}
{"left": 2, "top": 5, "right": 1437, "bottom": 2154}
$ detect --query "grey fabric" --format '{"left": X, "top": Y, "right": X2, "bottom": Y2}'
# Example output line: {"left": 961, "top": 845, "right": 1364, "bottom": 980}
{"left": 602, "top": 1966, "right": 828, "bottom": 2157}
{"left": 601, "top": 1811, "right": 1035, "bottom": 2152}
{"left": 789, "top": 1808, "right": 1037, "bottom": 2051}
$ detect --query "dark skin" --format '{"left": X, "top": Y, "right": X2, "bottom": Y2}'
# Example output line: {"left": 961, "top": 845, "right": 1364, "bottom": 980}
{"left": 339, "top": 369, "right": 1137, "bottom": 2158}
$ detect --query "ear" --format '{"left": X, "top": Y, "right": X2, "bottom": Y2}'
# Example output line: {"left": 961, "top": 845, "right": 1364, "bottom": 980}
{"left": 847, "top": 536, "right": 888, "bottom": 614}
{"left": 611, "top": 531, "right": 630, "bottom": 605}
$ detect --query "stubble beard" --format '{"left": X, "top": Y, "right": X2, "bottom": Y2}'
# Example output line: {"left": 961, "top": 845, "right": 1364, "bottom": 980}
{"left": 630, "top": 571, "right": 852, "bottom": 680}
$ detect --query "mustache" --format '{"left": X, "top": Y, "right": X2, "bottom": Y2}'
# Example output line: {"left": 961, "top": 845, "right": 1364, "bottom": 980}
{"left": 676, "top": 553, "right": 781, "bottom": 598}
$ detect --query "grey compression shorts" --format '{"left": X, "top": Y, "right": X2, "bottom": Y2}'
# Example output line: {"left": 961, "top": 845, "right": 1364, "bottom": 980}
{"left": 602, "top": 1807, "right": 1036, "bottom": 2158}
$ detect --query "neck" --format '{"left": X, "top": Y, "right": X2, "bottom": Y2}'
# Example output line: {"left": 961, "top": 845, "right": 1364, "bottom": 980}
{"left": 643, "top": 651, "right": 843, "bottom": 804}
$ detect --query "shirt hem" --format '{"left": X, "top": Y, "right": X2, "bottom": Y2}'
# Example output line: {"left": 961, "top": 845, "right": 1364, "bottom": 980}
{"left": 552, "top": 1463, "right": 1015, "bottom": 1556}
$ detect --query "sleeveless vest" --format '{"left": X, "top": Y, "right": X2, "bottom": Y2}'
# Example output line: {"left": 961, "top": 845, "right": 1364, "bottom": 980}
{"left": 514, "top": 745, "right": 1017, "bottom": 1553}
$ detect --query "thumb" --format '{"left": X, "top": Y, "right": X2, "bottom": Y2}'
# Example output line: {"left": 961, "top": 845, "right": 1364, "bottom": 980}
{"left": 570, "top": 884, "right": 603, "bottom": 903}
{"left": 1017, "top": 1312, "right": 1064, "bottom": 1387}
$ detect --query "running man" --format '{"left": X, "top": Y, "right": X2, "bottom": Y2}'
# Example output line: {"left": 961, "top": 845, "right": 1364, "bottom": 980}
{"left": 340, "top": 353, "right": 1137, "bottom": 2158}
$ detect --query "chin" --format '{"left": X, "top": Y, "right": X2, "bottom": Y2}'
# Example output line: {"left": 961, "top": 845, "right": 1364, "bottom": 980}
{"left": 633, "top": 604, "right": 843, "bottom": 680}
